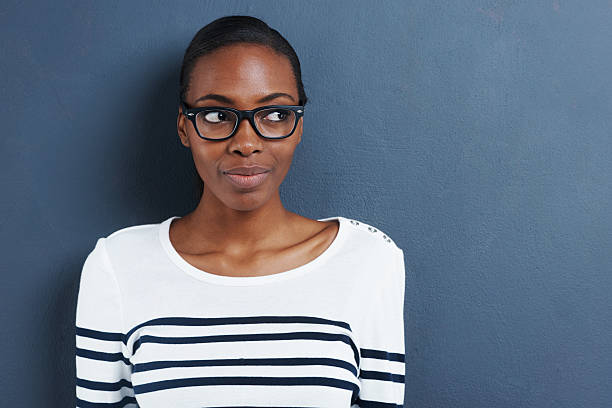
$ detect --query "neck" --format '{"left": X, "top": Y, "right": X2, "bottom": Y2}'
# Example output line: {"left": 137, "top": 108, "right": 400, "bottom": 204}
{"left": 181, "top": 186, "right": 297, "bottom": 253}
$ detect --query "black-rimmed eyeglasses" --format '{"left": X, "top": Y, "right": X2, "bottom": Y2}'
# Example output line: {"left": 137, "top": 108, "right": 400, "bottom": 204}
{"left": 180, "top": 100, "right": 304, "bottom": 141}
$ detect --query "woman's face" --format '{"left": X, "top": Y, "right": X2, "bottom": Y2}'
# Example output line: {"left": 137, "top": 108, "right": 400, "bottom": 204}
{"left": 177, "top": 43, "right": 303, "bottom": 212}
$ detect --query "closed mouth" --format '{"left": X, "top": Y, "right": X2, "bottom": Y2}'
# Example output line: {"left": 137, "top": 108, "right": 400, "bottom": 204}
{"left": 223, "top": 171, "right": 270, "bottom": 189}
{"left": 224, "top": 170, "right": 270, "bottom": 176}
{"left": 222, "top": 166, "right": 272, "bottom": 176}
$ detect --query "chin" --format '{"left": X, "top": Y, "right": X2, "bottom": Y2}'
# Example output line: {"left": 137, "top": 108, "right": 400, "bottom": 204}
{"left": 224, "top": 191, "right": 271, "bottom": 212}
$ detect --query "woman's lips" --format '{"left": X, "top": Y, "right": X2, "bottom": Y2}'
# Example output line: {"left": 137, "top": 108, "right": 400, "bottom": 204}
{"left": 224, "top": 171, "right": 270, "bottom": 189}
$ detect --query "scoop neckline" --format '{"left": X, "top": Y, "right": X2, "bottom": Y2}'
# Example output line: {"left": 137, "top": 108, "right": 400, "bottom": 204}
{"left": 158, "top": 215, "right": 346, "bottom": 286}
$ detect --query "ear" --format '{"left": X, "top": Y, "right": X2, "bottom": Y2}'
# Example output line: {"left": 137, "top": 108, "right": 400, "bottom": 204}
{"left": 295, "top": 116, "right": 303, "bottom": 145}
{"left": 177, "top": 106, "right": 191, "bottom": 148}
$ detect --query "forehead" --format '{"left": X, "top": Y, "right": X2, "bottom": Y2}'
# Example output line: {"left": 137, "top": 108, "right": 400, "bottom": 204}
{"left": 187, "top": 43, "right": 298, "bottom": 104}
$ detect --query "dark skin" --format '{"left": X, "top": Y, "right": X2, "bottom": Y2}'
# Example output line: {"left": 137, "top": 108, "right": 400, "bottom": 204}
{"left": 173, "top": 43, "right": 339, "bottom": 278}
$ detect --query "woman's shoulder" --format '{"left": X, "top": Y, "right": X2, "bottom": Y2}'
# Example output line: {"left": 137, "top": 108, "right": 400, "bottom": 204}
{"left": 340, "top": 215, "right": 402, "bottom": 251}
{"left": 338, "top": 216, "right": 405, "bottom": 289}
{"left": 105, "top": 219, "right": 160, "bottom": 239}
{"left": 92, "top": 217, "right": 168, "bottom": 261}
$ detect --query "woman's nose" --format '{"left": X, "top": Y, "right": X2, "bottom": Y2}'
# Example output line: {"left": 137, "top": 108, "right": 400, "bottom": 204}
{"left": 228, "top": 118, "right": 263, "bottom": 155}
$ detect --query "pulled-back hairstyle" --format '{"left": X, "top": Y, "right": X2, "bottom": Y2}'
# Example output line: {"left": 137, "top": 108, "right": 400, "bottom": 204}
{"left": 178, "top": 16, "right": 308, "bottom": 201}
{"left": 179, "top": 15, "right": 308, "bottom": 106}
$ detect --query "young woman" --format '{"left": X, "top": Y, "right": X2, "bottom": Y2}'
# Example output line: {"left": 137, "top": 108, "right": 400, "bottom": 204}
{"left": 75, "top": 15, "right": 406, "bottom": 408}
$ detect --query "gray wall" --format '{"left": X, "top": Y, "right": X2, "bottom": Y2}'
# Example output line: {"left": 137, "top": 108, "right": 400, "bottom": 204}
{"left": 2, "top": 1, "right": 611, "bottom": 407}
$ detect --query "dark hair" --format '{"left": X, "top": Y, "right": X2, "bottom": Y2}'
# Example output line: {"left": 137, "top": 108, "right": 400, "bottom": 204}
{"left": 179, "top": 15, "right": 308, "bottom": 106}
{"left": 179, "top": 16, "right": 308, "bottom": 201}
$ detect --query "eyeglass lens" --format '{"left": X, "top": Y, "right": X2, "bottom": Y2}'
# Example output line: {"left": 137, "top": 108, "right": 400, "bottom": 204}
{"left": 194, "top": 108, "right": 297, "bottom": 139}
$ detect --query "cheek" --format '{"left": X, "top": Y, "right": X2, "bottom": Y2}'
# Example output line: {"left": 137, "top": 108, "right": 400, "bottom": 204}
{"left": 272, "top": 145, "right": 298, "bottom": 178}
{"left": 190, "top": 143, "right": 222, "bottom": 180}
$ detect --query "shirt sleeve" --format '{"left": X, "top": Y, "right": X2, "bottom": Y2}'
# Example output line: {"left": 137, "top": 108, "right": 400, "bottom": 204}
{"left": 75, "top": 237, "right": 139, "bottom": 407}
{"left": 352, "top": 246, "right": 406, "bottom": 408}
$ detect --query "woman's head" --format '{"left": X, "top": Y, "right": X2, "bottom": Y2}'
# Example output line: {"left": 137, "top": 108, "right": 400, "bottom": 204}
{"left": 177, "top": 16, "right": 307, "bottom": 212}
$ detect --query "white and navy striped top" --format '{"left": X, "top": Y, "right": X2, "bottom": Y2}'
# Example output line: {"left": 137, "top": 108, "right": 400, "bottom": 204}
{"left": 75, "top": 215, "right": 406, "bottom": 407}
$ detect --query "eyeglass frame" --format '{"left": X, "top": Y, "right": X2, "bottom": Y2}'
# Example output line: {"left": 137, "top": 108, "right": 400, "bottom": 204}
{"left": 180, "top": 100, "right": 305, "bottom": 141}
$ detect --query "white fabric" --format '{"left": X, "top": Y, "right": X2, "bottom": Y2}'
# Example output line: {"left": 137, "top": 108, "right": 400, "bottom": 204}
{"left": 75, "top": 215, "right": 406, "bottom": 407}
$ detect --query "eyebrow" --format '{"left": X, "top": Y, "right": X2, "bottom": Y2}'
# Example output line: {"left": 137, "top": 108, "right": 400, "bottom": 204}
{"left": 194, "top": 92, "right": 297, "bottom": 104}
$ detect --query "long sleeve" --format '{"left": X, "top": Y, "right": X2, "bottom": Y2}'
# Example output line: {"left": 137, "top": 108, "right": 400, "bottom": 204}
{"left": 353, "top": 246, "right": 406, "bottom": 408}
{"left": 75, "top": 238, "right": 138, "bottom": 407}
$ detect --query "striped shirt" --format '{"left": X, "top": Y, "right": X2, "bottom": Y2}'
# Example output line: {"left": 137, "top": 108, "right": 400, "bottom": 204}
{"left": 75, "top": 215, "right": 406, "bottom": 407}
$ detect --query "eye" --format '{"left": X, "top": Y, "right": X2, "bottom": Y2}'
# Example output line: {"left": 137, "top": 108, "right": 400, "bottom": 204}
{"left": 203, "top": 111, "right": 229, "bottom": 123}
{"left": 264, "top": 110, "right": 290, "bottom": 122}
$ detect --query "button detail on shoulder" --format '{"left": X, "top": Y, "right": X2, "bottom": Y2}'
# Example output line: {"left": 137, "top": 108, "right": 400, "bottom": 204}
{"left": 348, "top": 218, "right": 394, "bottom": 244}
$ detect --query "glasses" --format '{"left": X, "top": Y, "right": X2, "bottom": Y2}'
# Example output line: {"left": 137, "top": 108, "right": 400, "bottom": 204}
{"left": 180, "top": 100, "right": 304, "bottom": 141}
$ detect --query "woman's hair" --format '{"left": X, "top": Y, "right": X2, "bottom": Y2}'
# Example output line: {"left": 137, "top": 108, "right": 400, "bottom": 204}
{"left": 179, "top": 15, "right": 308, "bottom": 106}
{"left": 179, "top": 15, "right": 308, "bottom": 201}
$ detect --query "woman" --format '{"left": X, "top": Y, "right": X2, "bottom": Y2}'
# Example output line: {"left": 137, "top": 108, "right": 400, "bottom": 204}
{"left": 75, "top": 15, "right": 406, "bottom": 407}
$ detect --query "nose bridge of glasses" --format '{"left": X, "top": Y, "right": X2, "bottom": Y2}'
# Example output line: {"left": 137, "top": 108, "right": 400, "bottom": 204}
{"left": 233, "top": 110, "right": 261, "bottom": 138}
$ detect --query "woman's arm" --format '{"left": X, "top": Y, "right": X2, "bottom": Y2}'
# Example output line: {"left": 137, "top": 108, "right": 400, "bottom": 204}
{"left": 353, "top": 246, "right": 406, "bottom": 408}
{"left": 75, "top": 238, "right": 138, "bottom": 407}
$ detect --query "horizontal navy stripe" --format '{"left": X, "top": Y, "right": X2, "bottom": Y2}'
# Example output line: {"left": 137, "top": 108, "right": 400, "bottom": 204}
{"left": 132, "top": 331, "right": 359, "bottom": 367}
{"left": 76, "top": 347, "right": 131, "bottom": 366}
{"left": 134, "top": 356, "right": 358, "bottom": 377}
{"left": 76, "top": 326, "right": 123, "bottom": 342}
{"left": 125, "top": 315, "right": 353, "bottom": 345}
{"left": 132, "top": 332, "right": 359, "bottom": 366}
{"left": 355, "top": 398, "right": 403, "bottom": 408}
{"left": 361, "top": 347, "right": 405, "bottom": 362}
{"left": 359, "top": 369, "right": 405, "bottom": 383}
{"left": 133, "top": 375, "right": 359, "bottom": 396}
{"left": 76, "top": 395, "right": 137, "bottom": 408}
{"left": 76, "top": 377, "right": 133, "bottom": 391}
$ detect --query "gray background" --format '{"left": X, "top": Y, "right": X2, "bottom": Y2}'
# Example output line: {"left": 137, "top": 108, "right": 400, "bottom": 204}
{"left": 2, "top": 1, "right": 611, "bottom": 407}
